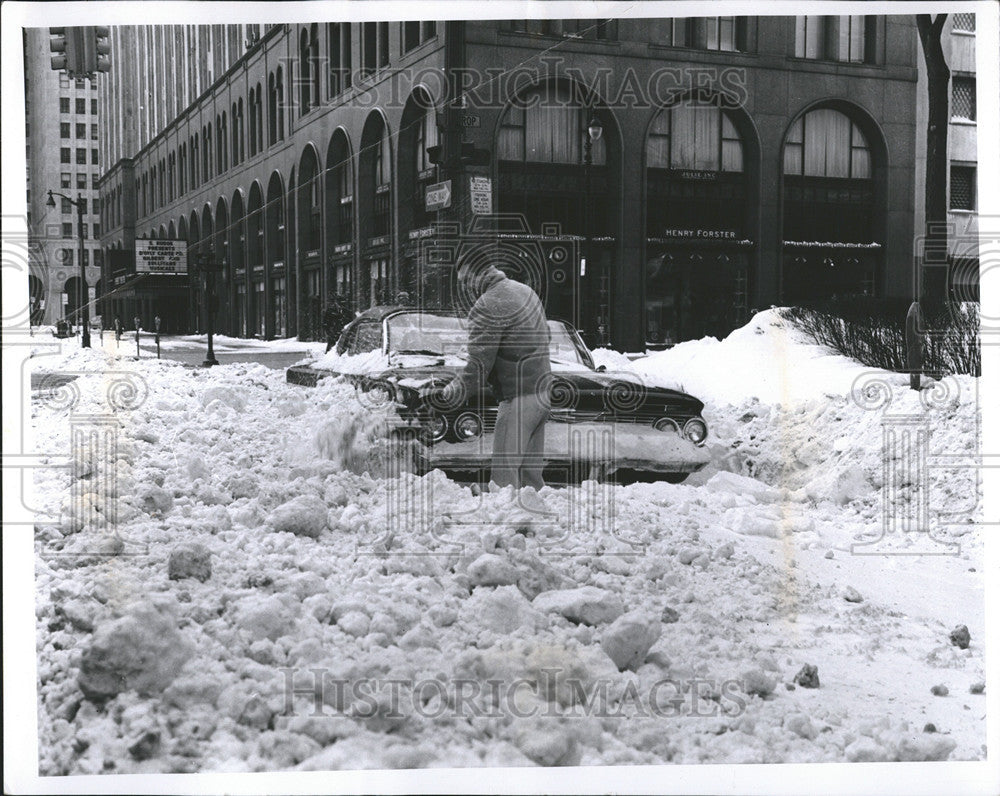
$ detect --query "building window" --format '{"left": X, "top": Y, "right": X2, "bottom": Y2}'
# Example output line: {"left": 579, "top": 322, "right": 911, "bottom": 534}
{"left": 60, "top": 97, "right": 70, "bottom": 113}
{"left": 498, "top": 85, "right": 606, "bottom": 165}
{"left": 91, "top": 148, "right": 99, "bottom": 165}
{"left": 90, "top": 98, "right": 97, "bottom": 114}
{"left": 76, "top": 148, "right": 87, "bottom": 164}
{"left": 62, "top": 223, "right": 73, "bottom": 238}
{"left": 81, "top": 224, "right": 88, "bottom": 239}
{"left": 61, "top": 147, "right": 71, "bottom": 163}
{"left": 952, "top": 13, "right": 975, "bottom": 32}
{"left": 664, "top": 17, "right": 743, "bottom": 50}
{"left": 795, "top": 16, "right": 876, "bottom": 63}
{"left": 327, "top": 23, "right": 352, "bottom": 96}
{"left": 783, "top": 108, "right": 871, "bottom": 179}
{"left": 950, "top": 164, "right": 976, "bottom": 210}
{"left": 60, "top": 122, "right": 71, "bottom": 139}
{"left": 952, "top": 75, "right": 976, "bottom": 121}
{"left": 77, "top": 173, "right": 87, "bottom": 189}
{"left": 362, "top": 22, "right": 390, "bottom": 76}
{"left": 362, "top": 22, "right": 377, "bottom": 76}
{"left": 61, "top": 197, "right": 73, "bottom": 214}
{"left": 79, "top": 198, "right": 88, "bottom": 214}
{"left": 75, "top": 78, "right": 85, "bottom": 89}
{"left": 61, "top": 172, "right": 71, "bottom": 188}
{"left": 91, "top": 123, "right": 98, "bottom": 140}
{"left": 298, "top": 23, "right": 320, "bottom": 115}
{"left": 75, "top": 98, "right": 85, "bottom": 114}
{"left": 93, "top": 223, "right": 101, "bottom": 238}
{"left": 92, "top": 174, "right": 99, "bottom": 189}
{"left": 60, "top": 248, "right": 73, "bottom": 265}
{"left": 75, "top": 122, "right": 86, "bottom": 138}
{"left": 402, "top": 21, "right": 428, "bottom": 52}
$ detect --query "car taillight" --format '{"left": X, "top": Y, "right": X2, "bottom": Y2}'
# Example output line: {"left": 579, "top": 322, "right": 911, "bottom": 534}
{"left": 426, "top": 414, "right": 448, "bottom": 443}
{"left": 683, "top": 418, "right": 708, "bottom": 446}
{"left": 454, "top": 412, "right": 483, "bottom": 440}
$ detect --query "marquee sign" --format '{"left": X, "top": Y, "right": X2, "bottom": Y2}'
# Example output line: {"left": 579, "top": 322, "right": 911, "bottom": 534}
{"left": 135, "top": 239, "right": 188, "bottom": 274}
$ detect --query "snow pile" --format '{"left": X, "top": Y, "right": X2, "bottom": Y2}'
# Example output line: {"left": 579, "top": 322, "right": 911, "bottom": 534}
{"left": 29, "top": 315, "right": 984, "bottom": 774}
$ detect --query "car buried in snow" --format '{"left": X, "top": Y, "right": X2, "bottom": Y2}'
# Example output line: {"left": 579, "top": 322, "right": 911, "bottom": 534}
{"left": 287, "top": 306, "right": 710, "bottom": 483}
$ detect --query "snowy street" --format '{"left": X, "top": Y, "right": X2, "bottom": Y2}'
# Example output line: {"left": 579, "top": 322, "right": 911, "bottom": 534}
{"left": 28, "top": 310, "right": 985, "bottom": 773}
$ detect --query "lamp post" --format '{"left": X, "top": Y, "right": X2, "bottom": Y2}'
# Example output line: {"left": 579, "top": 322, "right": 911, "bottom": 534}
{"left": 582, "top": 112, "right": 604, "bottom": 346}
{"left": 198, "top": 252, "right": 221, "bottom": 367}
{"left": 46, "top": 190, "right": 90, "bottom": 348}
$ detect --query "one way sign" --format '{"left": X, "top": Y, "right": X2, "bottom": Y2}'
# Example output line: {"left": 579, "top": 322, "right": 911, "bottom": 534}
{"left": 425, "top": 180, "right": 452, "bottom": 211}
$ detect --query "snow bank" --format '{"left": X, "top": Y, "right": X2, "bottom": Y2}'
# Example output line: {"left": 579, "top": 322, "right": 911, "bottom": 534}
{"left": 28, "top": 316, "right": 984, "bottom": 774}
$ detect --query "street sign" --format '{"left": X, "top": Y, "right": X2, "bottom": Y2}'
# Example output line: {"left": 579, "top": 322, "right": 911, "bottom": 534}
{"left": 461, "top": 114, "right": 481, "bottom": 128}
{"left": 425, "top": 180, "right": 452, "bottom": 212}
{"left": 135, "top": 239, "right": 188, "bottom": 274}
{"left": 469, "top": 176, "right": 492, "bottom": 215}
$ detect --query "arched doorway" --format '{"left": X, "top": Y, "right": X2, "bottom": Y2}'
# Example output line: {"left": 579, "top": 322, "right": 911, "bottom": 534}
{"left": 230, "top": 190, "right": 247, "bottom": 336}
{"left": 325, "top": 128, "right": 355, "bottom": 310}
{"left": 644, "top": 97, "right": 757, "bottom": 345}
{"left": 214, "top": 197, "right": 230, "bottom": 335}
{"left": 247, "top": 181, "right": 265, "bottom": 337}
{"left": 781, "top": 104, "right": 885, "bottom": 303}
{"left": 398, "top": 88, "right": 439, "bottom": 301}
{"left": 496, "top": 80, "right": 619, "bottom": 341}
{"left": 359, "top": 110, "right": 393, "bottom": 308}
{"left": 29, "top": 273, "right": 45, "bottom": 325}
{"left": 266, "top": 171, "right": 287, "bottom": 337}
{"left": 297, "top": 145, "right": 323, "bottom": 340}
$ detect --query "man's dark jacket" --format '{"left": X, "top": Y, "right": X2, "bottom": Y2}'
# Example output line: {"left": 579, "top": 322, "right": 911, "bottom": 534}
{"left": 457, "top": 270, "right": 551, "bottom": 401}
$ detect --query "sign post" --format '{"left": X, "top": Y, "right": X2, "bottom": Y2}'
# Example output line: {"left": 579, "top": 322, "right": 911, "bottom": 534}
{"left": 425, "top": 180, "right": 452, "bottom": 212}
{"left": 469, "top": 176, "right": 492, "bottom": 215}
{"left": 134, "top": 317, "right": 141, "bottom": 359}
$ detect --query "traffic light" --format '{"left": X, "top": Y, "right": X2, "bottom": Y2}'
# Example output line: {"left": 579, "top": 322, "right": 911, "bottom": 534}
{"left": 92, "top": 26, "right": 111, "bottom": 73}
{"left": 49, "top": 27, "right": 73, "bottom": 72}
{"left": 426, "top": 145, "right": 443, "bottom": 165}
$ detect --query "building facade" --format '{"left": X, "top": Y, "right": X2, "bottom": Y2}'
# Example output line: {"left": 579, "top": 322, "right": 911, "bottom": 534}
{"left": 24, "top": 27, "right": 103, "bottom": 326}
{"left": 914, "top": 11, "right": 979, "bottom": 301}
{"left": 98, "top": 15, "right": 920, "bottom": 350}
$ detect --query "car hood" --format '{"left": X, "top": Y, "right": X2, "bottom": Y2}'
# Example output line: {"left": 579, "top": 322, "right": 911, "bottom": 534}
{"left": 371, "top": 362, "right": 703, "bottom": 410}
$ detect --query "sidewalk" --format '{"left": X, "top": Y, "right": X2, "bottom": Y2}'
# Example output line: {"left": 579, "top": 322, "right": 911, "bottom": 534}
{"left": 95, "top": 330, "right": 325, "bottom": 370}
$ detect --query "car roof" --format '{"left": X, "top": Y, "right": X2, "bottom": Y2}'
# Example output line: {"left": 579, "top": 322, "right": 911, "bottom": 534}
{"left": 350, "top": 305, "right": 463, "bottom": 324}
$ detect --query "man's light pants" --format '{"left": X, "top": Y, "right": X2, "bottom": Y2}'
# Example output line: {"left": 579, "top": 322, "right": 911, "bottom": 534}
{"left": 491, "top": 390, "right": 551, "bottom": 491}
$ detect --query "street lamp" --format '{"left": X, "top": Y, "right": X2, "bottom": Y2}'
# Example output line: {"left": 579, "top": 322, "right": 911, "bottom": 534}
{"left": 197, "top": 252, "right": 221, "bottom": 366}
{"left": 582, "top": 112, "right": 604, "bottom": 346}
{"left": 46, "top": 189, "right": 90, "bottom": 348}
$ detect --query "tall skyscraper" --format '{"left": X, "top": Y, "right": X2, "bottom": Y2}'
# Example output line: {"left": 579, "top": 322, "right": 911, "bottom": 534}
{"left": 24, "top": 27, "right": 103, "bottom": 326}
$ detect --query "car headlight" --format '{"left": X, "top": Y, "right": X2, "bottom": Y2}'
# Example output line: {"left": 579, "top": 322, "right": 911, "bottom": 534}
{"left": 454, "top": 412, "right": 483, "bottom": 440}
{"left": 653, "top": 417, "right": 680, "bottom": 434}
{"left": 683, "top": 418, "right": 708, "bottom": 446}
{"left": 425, "top": 414, "right": 448, "bottom": 443}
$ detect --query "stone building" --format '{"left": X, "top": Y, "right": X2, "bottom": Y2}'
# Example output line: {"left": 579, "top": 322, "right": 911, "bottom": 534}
{"left": 98, "top": 15, "right": 921, "bottom": 349}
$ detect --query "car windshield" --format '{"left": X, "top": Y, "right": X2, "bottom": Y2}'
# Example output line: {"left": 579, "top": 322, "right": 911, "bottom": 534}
{"left": 385, "top": 312, "right": 594, "bottom": 369}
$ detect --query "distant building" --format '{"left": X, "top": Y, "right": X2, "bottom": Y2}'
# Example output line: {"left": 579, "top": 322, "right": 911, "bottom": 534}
{"left": 23, "top": 28, "right": 103, "bottom": 326}
{"left": 914, "top": 11, "right": 979, "bottom": 302}
{"left": 98, "top": 16, "right": 920, "bottom": 349}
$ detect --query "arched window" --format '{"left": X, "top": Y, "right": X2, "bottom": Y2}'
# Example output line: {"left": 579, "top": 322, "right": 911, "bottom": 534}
{"left": 326, "top": 130, "right": 354, "bottom": 249}
{"left": 237, "top": 98, "right": 245, "bottom": 164}
{"left": 646, "top": 103, "right": 743, "bottom": 172}
{"left": 781, "top": 106, "right": 880, "bottom": 301}
{"left": 268, "top": 73, "right": 277, "bottom": 145}
{"left": 497, "top": 84, "right": 606, "bottom": 165}
{"left": 276, "top": 67, "right": 285, "bottom": 141}
{"left": 783, "top": 107, "right": 870, "bottom": 179}
{"left": 300, "top": 27, "right": 312, "bottom": 114}
{"left": 248, "top": 88, "right": 257, "bottom": 156}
